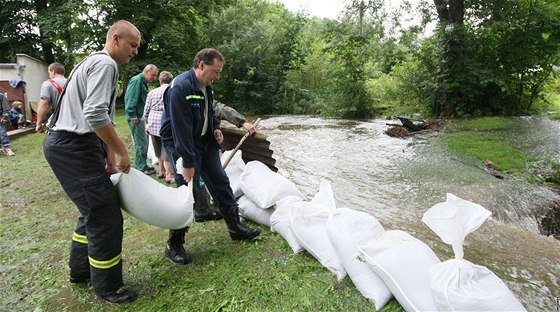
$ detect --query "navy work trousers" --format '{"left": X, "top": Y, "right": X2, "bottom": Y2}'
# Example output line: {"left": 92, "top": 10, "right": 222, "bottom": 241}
{"left": 164, "top": 134, "right": 237, "bottom": 243}
{"left": 43, "top": 130, "right": 123, "bottom": 295}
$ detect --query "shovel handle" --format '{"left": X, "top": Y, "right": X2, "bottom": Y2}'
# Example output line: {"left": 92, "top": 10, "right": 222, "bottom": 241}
{"left": 222, "top": 118, "right": 261, "bottom": 169}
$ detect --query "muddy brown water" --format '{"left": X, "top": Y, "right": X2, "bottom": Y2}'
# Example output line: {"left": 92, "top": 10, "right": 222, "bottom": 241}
{"left": 257, "top": 115, "right": 560, "bottom": 311}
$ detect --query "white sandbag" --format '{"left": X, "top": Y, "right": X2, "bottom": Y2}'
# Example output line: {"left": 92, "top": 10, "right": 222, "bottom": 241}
{"left": 357, "top": 230, "right": 441, "bottom": 312}
{"left": 221, "top": 150, "right": 245, "bottom": 198}
{"left": 270, "top": 195, "right": 305, "bottom": 253}
{"left": 240, "top": 161, "right": 303, "bottom": 208}
{"left": 110, "top": 168, "right": 194, "bottom": 230}
{"left": 326, "top": 208, "right": 393, "bottom": 310}
{"left": 423, "top": 193, "right": 526, "bottom": 311}
{"left": 430, "top": 259, "right": 526, "bottom": 312}
{"left": 147, "top": 135, "right": 158, "bottom": 166}
{"left": 238, "top": 195, "right": 275, "bottom": 228}
{"left": 290, "top": 180, "right": 346, "bottom": 281}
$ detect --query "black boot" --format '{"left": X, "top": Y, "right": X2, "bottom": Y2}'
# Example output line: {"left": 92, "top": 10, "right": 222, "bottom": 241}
{"left": 220, "top": 206, "right": 261, "bottom": 241}
{"left": 194, "top": 188, "right": 222, "bottom": 222}
{"left": 95, "top": 287, "right": 137, "bottom": 304}
{"left": 69, "top": 269, "right": 90, "bottom": 284}
{"left": 164, "top": 228, "right": 191, "bottom": 264}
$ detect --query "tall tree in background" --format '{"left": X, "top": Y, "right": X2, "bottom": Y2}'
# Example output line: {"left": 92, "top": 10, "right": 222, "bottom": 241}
{"left": 321, "top": 0, "right": 390, "bottom": 118}
{"left": 0, "top": 0, "right": 41, "bottom": 62}
{"left": 433, "top": 0, "right": 464, "bottom": 117}
{"left": 202, "top": 0, "right": 308, "bottom": 114}
{"left": 465, "top": 0, "right": 560, "bottom": 114}
{"left": 36, "top": 0, "right": 91, "bottom": 67}
{"left": 100, "top": 0, "right": 226, "bottom": 91}
{"left": 324, "top": 23, "right": 373, "bottom": 118}
{"left": 33, "top": 0, "right": 55, "bottom": 63}
{"left": 430, "top": 0, "right": 560, "bottom": 117}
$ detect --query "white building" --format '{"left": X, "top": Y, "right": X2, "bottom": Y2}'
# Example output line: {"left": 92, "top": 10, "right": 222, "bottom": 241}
{"left": 0, "top": 54, "right": 49, "bottom": 123}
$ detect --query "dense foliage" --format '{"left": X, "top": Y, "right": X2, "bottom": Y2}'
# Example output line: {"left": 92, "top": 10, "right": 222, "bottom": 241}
{"left": 431, "top": 0, "right": 560, "bottom": 116}
{"left": 1, "top": 0, "right": 559, "bottom": 118}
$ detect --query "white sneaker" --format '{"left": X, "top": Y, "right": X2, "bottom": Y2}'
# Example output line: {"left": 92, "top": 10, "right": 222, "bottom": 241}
{"left": 4, "top": 148, "right": 14, "bottom": 156}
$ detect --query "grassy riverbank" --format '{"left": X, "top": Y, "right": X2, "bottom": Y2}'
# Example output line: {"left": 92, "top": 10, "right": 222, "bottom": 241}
{"left": 0, "top": 110, "right": 405, "bottom": 311}
{"left": 441, "top": 116, "right": 555, "bottom": 184}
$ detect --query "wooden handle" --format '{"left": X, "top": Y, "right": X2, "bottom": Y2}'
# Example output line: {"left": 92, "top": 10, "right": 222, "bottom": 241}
{"left": 222, "top": 118, "right": 261, "bottom": 169}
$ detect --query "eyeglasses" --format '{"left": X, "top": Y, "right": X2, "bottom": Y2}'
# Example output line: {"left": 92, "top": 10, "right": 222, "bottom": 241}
{"left": 203, "top": 62, "right": 222, "bottom": 75}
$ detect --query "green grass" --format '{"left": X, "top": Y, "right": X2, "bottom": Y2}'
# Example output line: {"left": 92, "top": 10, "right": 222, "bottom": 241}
{"left": 0, "top": 109, "right": 404, "bottom": 311}
{"left": 441, "top": 117, "right": 536, "bottom": 177}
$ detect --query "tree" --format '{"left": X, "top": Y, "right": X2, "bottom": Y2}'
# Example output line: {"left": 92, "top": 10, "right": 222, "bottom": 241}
{"left": 430, "top": 0, "right": 560, "bottom": 117}
{"left": 0, "top": 0, "right": 41, "bottom": 63}
{"left": 202, "top": 0, "right": 308, "bottom": 115}
{"left": 99, "top": 0, "right": 226, "bottom": 93}
{"left": 465, "top": 0, "right": 560, "bottom": 115}
{"left": 432, "top": 0, "right": 465, "bottom": 117}
{"left": 324, "top": 22, "right": 374, "bottom": 118}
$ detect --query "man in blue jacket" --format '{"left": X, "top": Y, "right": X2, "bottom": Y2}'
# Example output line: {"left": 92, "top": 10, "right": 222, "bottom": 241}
{"left": 160, "top": 48, "right": 261, "bottom": 264}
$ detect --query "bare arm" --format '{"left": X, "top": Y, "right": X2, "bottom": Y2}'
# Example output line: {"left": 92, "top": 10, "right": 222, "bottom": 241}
{"left": 103, "top": 141, "right": 119, "bottom": 174}
{"left": 95, "top": 124, "right": 130, "bottom": 173}
{"left": 35, "top": 99, "right": 50, "bottom": 132}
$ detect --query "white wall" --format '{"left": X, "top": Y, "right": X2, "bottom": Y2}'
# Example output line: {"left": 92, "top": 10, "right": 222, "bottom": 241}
{"left": 0, "top": 54, "right": 49, "bottom": 121}
{"left": 0, "top": 65, "right": 20, "bottom": 81}
{"left": 16, "top": 54, "right": 49, "bottom": 119}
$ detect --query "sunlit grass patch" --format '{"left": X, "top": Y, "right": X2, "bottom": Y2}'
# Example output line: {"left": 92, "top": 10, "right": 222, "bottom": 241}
{"left": 445, "top": 116, "right": 514, "bottom": 131}
{"left": 442, "top": 117, "right": 536, "bottom": 177}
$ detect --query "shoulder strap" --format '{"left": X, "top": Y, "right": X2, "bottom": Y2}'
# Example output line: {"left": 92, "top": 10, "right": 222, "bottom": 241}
{"left": 48, "top": 79, "right": 63, "bottom": 94}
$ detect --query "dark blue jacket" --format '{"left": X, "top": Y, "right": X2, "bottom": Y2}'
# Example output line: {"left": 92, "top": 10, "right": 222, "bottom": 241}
{"left": 160, "top": 69, "right": 220, "bottom": 168}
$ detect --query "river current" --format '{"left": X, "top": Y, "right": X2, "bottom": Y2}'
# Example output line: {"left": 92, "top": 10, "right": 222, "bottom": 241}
{"left": 256, "top": 115, "right": 560, "bottom": 311}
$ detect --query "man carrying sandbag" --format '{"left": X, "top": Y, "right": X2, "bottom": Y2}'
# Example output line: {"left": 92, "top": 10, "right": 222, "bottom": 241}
{"left": 160, "top": 48, "right": 261, "bottom": 265}
{"left": 42, "top": 20, "right": 139, "bottom": 304}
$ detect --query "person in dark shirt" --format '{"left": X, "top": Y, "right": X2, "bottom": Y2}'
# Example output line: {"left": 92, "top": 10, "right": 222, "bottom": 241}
{"left": 159, "top": 48, "right": 261, "bottom": 265}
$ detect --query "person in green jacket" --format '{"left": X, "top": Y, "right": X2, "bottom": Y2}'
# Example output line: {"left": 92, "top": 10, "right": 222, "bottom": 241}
{"left": 125, "top": 64, "right": 158, "bottom": 174}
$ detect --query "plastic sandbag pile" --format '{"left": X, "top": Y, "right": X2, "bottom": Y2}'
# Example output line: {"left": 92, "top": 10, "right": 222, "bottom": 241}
{"left": 112, "top": 149, "right": 526, "bottom": 311}
{"left": 221, "top": 156, "right": 526, "bottom": 311}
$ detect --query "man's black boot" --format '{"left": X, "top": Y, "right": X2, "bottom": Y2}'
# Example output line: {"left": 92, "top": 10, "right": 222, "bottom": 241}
{"left": 194, "top": 188, "right": 222, "bottom": 222}
{"left": 164, "top": 243, "right": 192, "bottom": 264}
{"left": 69, "top": 269, "right": 90, "bottom": 284}
{"left": 220, "top": 206, "right": 261, "bottom": 241}
{"left": 164, "top": 228, "right": 191, "bottom": 264}
{"left": 95, "top": 287, "right": 137, "bottom": 304}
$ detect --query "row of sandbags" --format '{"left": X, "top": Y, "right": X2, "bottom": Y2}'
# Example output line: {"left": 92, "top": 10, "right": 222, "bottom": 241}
{"left": 111, "top": 150, "right": 526, "bottom": 311}
{"left": 227, "top": 154, "right": 526, "bottom": 312}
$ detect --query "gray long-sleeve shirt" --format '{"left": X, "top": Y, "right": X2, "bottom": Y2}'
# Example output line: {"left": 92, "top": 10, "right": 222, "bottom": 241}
{"left": 51, "top": 51, "right": 118, "bottom": 134}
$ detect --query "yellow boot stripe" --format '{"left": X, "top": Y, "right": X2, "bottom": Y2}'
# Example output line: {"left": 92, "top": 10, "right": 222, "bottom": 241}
{"left": 88, "top": 254, "right": 122, "bottom": 269}
{"left": 72, "top": 232, "right": 88, "bottom": 244}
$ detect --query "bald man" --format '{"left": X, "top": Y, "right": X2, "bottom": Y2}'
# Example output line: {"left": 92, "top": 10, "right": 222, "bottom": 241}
{"left": 43, "top": 20, "right": 140, "bottom": 304}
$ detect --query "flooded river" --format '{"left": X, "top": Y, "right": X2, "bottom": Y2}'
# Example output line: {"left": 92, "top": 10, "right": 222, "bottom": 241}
{"left": 257, "top": 115, "right": 560, "bottom": 311}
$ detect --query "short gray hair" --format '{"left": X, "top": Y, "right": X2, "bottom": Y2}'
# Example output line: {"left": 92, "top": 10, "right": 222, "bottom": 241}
{"left": 159, "top": 71, "right": 173, "bottom": 84}
{"left": 143, "top": 64, "right": 158, "bottom": 73}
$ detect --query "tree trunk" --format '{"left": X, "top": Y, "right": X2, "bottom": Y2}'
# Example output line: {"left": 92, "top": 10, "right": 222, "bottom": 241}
{"left": 34, "top": 0, "right": 55, "bottom": 64}
{"left": 433, "top": 0, "right": 465, "bottom": 117}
